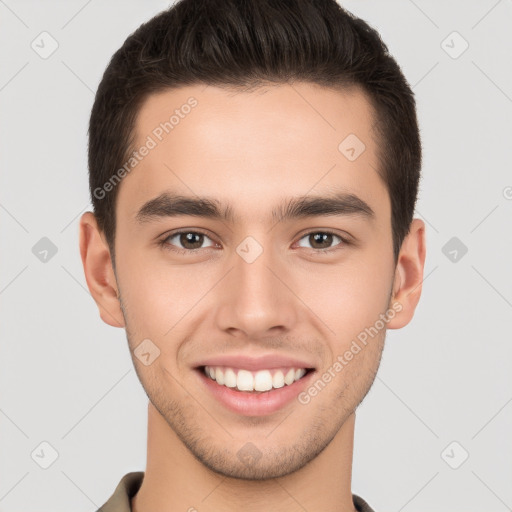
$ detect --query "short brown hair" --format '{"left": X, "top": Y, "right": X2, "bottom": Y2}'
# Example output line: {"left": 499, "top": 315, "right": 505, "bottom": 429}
{"left": 88, "top": 0, "right": 421, "bottom": 263}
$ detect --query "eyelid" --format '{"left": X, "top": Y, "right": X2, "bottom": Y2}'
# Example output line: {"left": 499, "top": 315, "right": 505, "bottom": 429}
{"left": 294, "top": 230, "right": 350, "bottom": 251}
{"left": 295, "top": 227, "right": 352, "bottom": 242}
{"left": 157, "top": 228, "right": 218, "bottom": 254}
{"left": 159, "top": 228, "right": 352, "bottom": 254}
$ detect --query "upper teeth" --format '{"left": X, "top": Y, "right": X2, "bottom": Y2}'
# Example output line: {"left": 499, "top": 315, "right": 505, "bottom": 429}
{"left": 204, "top": 366, "right": 308, "bottom": 392}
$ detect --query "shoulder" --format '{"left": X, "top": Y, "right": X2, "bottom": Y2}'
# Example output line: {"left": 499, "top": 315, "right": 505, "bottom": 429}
{"left": 353, "top": 493, "right": 377, "bottom": 512}
{"left": 96, "top": 472, "right": 144, "bottom": 512}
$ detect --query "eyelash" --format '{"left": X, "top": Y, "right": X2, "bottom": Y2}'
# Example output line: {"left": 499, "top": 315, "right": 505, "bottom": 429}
{"left": 157, "top": 229, "right": 351, "bottom": 255}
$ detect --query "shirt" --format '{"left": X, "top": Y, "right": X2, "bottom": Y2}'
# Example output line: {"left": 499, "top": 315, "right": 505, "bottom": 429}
{"left": 97, "top": 472, "right": 377, "bottom": 512}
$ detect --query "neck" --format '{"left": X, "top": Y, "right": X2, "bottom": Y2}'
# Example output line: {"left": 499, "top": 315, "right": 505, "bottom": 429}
{"left": 132, "top": 403, "right": 358, "bottom": 512}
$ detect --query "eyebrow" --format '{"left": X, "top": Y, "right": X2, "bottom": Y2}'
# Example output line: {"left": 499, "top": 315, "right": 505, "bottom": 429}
{"left": 135, "top": 191, "right": 375, "bottom": 225}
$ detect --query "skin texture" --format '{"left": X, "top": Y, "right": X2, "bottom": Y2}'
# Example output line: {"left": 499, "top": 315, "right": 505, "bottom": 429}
{"left": 79, "top": 82, "right": 426, "bottom": 512}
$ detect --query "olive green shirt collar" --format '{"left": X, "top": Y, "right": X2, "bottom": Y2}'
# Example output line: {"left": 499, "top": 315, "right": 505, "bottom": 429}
{"left": 97, "top": 472, "right": 377, "bottom": 512}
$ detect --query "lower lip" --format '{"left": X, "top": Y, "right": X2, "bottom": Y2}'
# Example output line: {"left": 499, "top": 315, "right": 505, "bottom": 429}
{"left": 195, "top": 368, "right": 316, "bottom": 416}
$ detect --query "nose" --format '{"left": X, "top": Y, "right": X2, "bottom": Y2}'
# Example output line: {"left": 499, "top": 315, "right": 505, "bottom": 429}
{"left": 213, "top": 242, "right": 299, "bottom": 340}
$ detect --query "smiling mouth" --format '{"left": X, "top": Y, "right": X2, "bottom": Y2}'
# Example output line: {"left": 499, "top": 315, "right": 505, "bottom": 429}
{"left": 196, "top": 365, "right": 315, "bottom": 394}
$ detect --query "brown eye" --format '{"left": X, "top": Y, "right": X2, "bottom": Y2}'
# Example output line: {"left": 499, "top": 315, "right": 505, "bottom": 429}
{"left": 162, "top": 231, "right": 216, "bottom": 251}
{"left": 297, "top": 231, "right": 345, "bottom": 251}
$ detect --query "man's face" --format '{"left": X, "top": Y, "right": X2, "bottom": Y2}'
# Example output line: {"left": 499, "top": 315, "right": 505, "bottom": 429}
{"left": 112, "top": 83, "right": 397, "bottom": 479}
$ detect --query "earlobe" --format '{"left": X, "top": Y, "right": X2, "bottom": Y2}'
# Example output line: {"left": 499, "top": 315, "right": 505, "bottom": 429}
{"left": 386, "top": 218, "right": 426, "bottom": 330}
{"left": 79, "top": 212, "right": 125, "bottom": 328}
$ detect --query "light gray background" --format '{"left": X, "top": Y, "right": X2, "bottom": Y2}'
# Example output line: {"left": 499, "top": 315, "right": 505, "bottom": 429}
{"left": 1, "top": 1, "right": 511, "bottom": 510}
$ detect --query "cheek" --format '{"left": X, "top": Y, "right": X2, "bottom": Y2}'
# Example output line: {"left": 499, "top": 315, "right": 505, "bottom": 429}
{"left": 116, "top": 234, "right": 394, "bottom": 346}
{"left": 116, "top": 249, "right": 212, "bottom": 337}
{"left": 301, "top": 254, "right": 393, "bottom": 342}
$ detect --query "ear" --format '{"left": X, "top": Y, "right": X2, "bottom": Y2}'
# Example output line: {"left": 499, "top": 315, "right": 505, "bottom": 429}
{"left": 79, "top": 212, "right": 125, "bottom": 328}
{"left": 387, "top": 218, "right": 426, "bottom": 329}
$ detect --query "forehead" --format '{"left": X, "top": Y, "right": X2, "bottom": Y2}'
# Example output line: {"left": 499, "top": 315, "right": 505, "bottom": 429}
{"left": 117, "top": 82, "right": 388, "bottom": 223}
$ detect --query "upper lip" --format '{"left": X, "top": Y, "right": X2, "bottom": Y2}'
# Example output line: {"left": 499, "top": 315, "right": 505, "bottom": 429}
{"left": 194, "top": 354, "right": 317, "bottom": 372}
